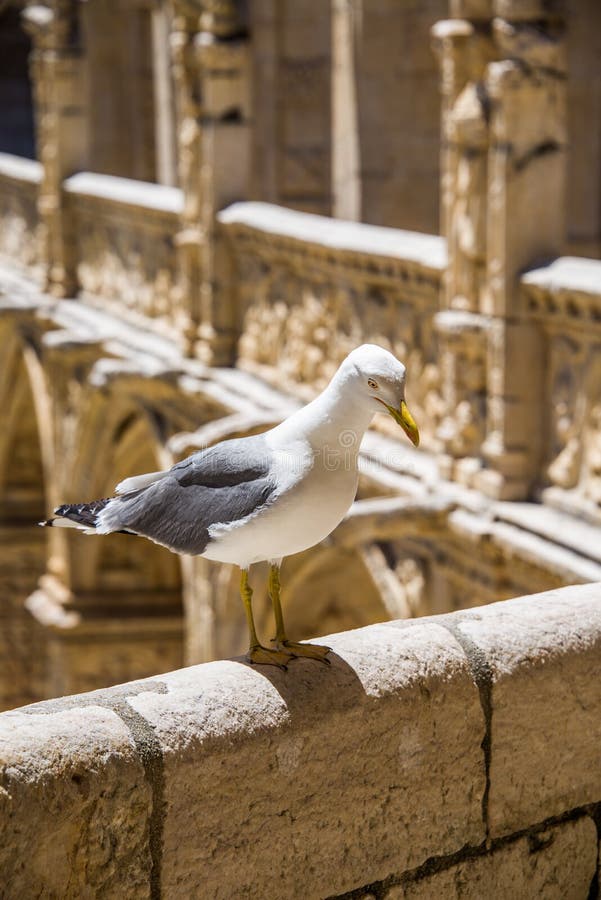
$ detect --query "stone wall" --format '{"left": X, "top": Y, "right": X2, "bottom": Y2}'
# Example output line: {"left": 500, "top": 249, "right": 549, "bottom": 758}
{"left": 346, "top": 0, "right": 444, "bottom": 234}
{"left": 1, "top": 583, "right": 600, "bottom": 898}
{"left": 250, "top": 0, "right": 332, "bottom": 217}
{"left": 81, "top": 0, "right": 157, "bottom": 183}
{"left": 566, "top": 0, "right": 601, "bottom": 259}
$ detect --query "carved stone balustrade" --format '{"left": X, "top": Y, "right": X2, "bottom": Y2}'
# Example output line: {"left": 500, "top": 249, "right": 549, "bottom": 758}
{"left": 169, "top": 0, "right": 251, "bottom": 362}
{"left": 434, "top": 309, "right": 489, "bottom": 484}
{"left": 218, "top": 201, "right": 447, "bottom": 451}
{"left": 63, "top": 173, "right": 185, "bottom": 343}
{"left": 521, "top": 256, "right": 601, "bottom": 525}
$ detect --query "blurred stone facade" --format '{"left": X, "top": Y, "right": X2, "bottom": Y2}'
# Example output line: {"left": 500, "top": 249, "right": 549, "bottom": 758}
{"left": 0, "top": 0, "right": 599, "bottom": 710}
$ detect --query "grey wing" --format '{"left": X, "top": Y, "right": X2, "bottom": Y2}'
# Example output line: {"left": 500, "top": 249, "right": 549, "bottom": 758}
{"left": 98, "top": 435, "right": 278, "bottom": 555}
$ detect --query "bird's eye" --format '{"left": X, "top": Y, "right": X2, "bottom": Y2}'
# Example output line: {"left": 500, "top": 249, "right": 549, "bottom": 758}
{"left": 368, "top": 378, "right": 379, "bottom": 390}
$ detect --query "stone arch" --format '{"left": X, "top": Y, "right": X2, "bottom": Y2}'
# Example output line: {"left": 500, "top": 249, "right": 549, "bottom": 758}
{"left": 0, "top": 331, "right": 47, "bottom": 523}
{"left": 88, "top": 412, "right": 181, "bottom": 597}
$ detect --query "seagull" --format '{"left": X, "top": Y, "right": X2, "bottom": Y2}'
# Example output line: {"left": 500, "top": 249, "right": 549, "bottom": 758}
{"left": 41, "top": 344, "right": 419, "bottom": 668}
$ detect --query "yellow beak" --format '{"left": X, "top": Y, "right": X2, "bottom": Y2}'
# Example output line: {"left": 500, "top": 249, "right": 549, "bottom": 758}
{"left": 376, "top": 398, "right": 420, "bottom": 447}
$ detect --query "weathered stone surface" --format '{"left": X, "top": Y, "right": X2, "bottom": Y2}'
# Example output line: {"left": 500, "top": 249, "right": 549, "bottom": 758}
{"left": 128, "top": 620, "right": 485, "bottom": 899}
{"left": 386, "top": 816, "right": 597, "bottom": 899}
{"left": 454, "top": 583, "right": 601, "bottom": 837}
{"left": 0, "top": 704, "right": 151, "bottom": 898}
{"left": 1, "top": 587, "right": 601, "bottom": 896}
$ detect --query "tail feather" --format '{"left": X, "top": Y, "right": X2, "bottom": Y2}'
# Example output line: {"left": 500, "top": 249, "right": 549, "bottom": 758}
{"left": 40, "top": 498, "right": 111, "bottom": 530}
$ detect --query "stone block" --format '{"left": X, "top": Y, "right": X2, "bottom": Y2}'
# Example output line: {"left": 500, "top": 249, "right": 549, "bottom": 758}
{"left": 386, "top": 816, "right": 597, "bottom": 899}
{"left": 0, "top": 704, "right": 151, "bottom": 898}
{"left": 128, "top": 619, "right": 486, "bottom": 898}
{"left": 454, "top": 583, "right": 601, "bottom": 837}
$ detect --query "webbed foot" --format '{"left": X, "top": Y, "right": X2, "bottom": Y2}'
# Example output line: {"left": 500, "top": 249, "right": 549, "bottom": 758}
{"left": 247, "top": 645, "right": 296, "bottom": 669}
{"left": 278, "top": 641, "right": 331, "bottom": 664}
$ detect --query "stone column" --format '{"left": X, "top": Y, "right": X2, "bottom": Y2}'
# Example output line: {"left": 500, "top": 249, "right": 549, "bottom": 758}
{"left": 170, "top": 0, "right": 250, "bottom": 363}
{"left": 170, "top": 0, "right": 204, "bottom": 349}
{"left": 432, "top": 5, "right": 493, "bottom": 313}
{"left": 152, "top": 0, "right": 178, "bottom": 186}
{"left": 431, "top": 17, "right": 474, "bottom": 242}
{"left": 331, "top": 0, "right": 360, "bottom": 221}
{"left": 431, "top": 3, "right": 492, "bottom": 485}
{"left": 22, "top": 0, "right": 88, "bottom": 297}
{"left": 476, "top": 0, "right": 567, "bottom": 499}
{"left": 194, "top": 1, "right": 251, "bottom": 365}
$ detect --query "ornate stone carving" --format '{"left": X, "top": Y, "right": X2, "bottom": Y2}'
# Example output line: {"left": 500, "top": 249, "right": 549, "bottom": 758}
{"left": 582, "top": 401, "right": 601, "bottom": 507}
{"left": 546, "top": 336, "right": 585, "bottom": 491}
{"left": 0, "top": 161, "right": 43, "bottom": 279}
{"left": 67, "top": 189, "right": 181, "bottom": 338}
{"left": 199, "top": 0, "right": 241, "bottom": 38}
{"left": 432, "top": 17, "right": 492, "bottom": 314}
{"left": 431, "top": 16, "right": 493, "bottom": 483}
{"left": 546, "top": 344, "right": 601, "bottom": 514}
{"left": 394, "top": 557, "right": 428, "bottom": 618}
{"left": 435, "top": 311, "right": 488, "bottom": 466}
{"left": 434, "top": 20, "right": 492, "bottom": 313}
{"left": 447, "top": 77, "right": 490, "bottom": 312}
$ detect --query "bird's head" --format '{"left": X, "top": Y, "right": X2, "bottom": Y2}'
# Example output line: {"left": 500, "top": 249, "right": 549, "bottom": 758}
{"left": 342, "top": 344, "right": 420, "bottom": 447}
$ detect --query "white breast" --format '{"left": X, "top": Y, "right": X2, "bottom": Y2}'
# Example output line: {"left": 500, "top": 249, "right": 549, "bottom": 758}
{"left": 203, "top": 443, "right": 359, "bottom": 568}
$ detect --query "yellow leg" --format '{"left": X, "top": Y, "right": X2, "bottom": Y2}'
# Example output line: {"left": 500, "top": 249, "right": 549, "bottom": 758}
{"left": 269, "top": 564, "right": 331, "bottom": 664}
{"left": 240, "top": 569, "right": 293, "bottom": 669}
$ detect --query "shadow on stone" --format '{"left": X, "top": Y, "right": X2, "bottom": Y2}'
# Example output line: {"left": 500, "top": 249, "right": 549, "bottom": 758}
{"left": 232, "top": 650, "right": 370, "bottom": 721}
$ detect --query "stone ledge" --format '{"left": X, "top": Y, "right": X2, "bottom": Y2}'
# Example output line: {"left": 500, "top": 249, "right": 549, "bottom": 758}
{"left": 522, "top": 256, "right": 601, "bottom": 298}
{"left": 0, "top": 704, "right": 151, "bottom": 898}
{"left": 63, "top": 172, "right": 184, "bottom": 215}
{"left": 1, "top": 585, "right": 600, "bottom": 898}
{"left": 218, "top": 201, "right": 448, "bottom": 271}
{"left": 0, "top": 152, "right": 43, "bottom": 184}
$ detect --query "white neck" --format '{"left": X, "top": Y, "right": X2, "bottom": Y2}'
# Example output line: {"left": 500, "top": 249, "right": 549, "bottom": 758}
{"left": 268, "top": 372, "right": 375, "bottom": 453}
